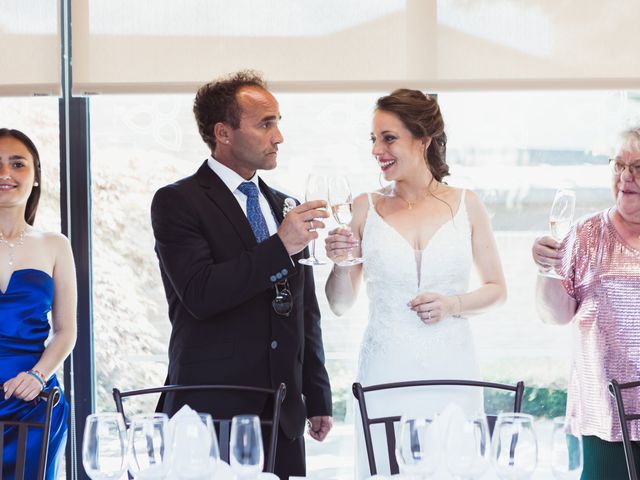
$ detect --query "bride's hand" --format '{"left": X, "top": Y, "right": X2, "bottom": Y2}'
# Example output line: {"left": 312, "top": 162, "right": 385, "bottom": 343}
{"left": 408, "top": 292, "right": 458, "bottom": 324}
{"left": 325, "top": 226, "right": 359, "bottom": 264}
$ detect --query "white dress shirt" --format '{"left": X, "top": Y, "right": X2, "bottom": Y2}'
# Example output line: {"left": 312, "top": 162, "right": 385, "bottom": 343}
{"left": 207, "top": 156, "right": 279, "bottom": 235}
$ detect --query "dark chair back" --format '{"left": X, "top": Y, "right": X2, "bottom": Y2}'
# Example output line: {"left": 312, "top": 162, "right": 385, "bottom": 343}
{"left": 0, "top": 386, "right": 61, "bottom": 480}
{"left": 112, "top": 383, "right": 286, "bottom": 473}
{"left": 352, "top": 379, "right": 525, "bottom": 476}
{"left": 609, "top": 379, "right": 640, "bottom": 480}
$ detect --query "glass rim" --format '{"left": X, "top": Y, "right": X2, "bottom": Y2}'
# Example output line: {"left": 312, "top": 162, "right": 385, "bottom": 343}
{"left": 232, "top": 414, "right": 260, "bottom": 422}
{"left": 130, "top": 412, "right": 168, "bottom": 422}
{"left": 496, "top": 412, "right": 534, "bottom": 421}
{"left": 86, "top": 412, "right": 124, "bottom": 420}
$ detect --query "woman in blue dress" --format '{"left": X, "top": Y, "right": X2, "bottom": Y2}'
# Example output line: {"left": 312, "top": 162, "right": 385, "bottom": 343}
{"left": 0, "top": 128, "right": 77, "bottom": 479}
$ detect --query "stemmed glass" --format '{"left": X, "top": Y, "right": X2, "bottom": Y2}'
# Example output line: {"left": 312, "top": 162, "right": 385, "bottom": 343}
{"left": 128, "top": 413, "right": 170, "bottom": 479}
{"left": 328, "top": 176, "right": 363, "bottom": 266}
{"left": 395, "top": 415, "right": 441, "bottom": 478}
{"left": 491, "top": 413, "right": 538, "bottom": 479}
{"left": 170, "top": 412, "right": 220, "bottom": 479}
{"left": 230, "top": 414, "right": 264, "bottom": 479}
{"left": 541, "top": 189, "right": 575, "bottom": 278}
{"left": 445, "top": 414, "right": 491, "bottom": 479}
{"left": 82, "top": 413, "right": 128, "bottom": 480}
{"left": 551, "top": 416, "right": 583, "bottom": 480}
{"left": 299, "top": 174, "right": 328, "bottom": 266}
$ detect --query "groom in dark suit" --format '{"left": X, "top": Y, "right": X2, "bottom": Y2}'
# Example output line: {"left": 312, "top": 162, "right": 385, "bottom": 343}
{"left": 150, "top": 70, "right": 332, "bottom": 479}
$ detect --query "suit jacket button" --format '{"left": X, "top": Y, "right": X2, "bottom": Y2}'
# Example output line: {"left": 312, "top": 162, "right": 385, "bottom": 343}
{"left": 281, "top": 269, "right": 288, "bottom": 276}
{"left": 276, "top": 272, "right": 283, "bottom": 280}
{"left": 270, "top": 275, "right": 277, "bottom": 282}
{"left": 271, "top": 340, "right": 278, "bottom": 350}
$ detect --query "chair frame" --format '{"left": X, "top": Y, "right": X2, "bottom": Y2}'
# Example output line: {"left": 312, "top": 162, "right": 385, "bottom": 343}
{"left": 352, "top": 379, "right": 525, "bottom": 476}
{"left": 112, "top": 383, "right": 286, "bottom": 473}
{"left": 609, "top": 379, "right": 640, "bottom": 480}
{"left": 0, "top": 386, "right": 61, "bottom": 480}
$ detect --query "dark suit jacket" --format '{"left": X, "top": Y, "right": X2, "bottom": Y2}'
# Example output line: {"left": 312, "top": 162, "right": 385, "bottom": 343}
{"left": 150, "top": 161, "right": 332, "bottom": 439}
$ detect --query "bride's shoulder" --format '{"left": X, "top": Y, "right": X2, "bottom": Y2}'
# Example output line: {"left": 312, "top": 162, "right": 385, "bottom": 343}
{"left": 352, "top": 192, "right": 371, "bottom": 213}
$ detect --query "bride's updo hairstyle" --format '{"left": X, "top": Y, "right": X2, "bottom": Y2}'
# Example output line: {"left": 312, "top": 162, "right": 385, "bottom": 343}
{"left": 375, "top": 89, "right": 449, "bottom": 182}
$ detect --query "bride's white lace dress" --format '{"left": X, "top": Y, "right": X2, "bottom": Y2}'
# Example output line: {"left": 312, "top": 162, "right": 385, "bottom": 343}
{"left": 355, "top": 190, "right": 483, "bottom": 478}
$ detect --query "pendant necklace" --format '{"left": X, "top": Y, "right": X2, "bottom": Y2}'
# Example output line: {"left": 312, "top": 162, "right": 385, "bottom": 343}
{"left": 395, "top": 189, "right": 430, "bottom": 210}
{"left": 0, "top": 228, "right": 26, "bottom": 267}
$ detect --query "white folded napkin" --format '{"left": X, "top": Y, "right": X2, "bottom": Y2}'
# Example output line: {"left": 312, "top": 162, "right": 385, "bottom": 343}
{"left": 166, "top": 405, "right": 217, "bottom": 480}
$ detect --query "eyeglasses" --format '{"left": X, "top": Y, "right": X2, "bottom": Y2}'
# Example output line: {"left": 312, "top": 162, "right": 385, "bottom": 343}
{"left": 609, "top": 158, "right": 640, "bottom": 179}
{"left": 272, "top": 281, "right": 292, "bottom": 317}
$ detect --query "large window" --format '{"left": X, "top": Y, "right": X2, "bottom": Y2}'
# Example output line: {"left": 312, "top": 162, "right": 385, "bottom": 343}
{"left": 89, "top": 90, "right": 637, "bottom": 479}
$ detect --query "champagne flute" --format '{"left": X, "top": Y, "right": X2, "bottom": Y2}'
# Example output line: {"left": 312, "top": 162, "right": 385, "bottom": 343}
{"left": 551, "top": 416, "right": 583, "bottom": 480}
{"left": 549, "top": 189, "right": 576, "bottom": 242}
{"left": 230, "top": 414, "right": 264, "bottom": 479}
{"left": 541, "top": 189, "right": 575, "bottom": 278}
{"left": 491, "top": 413, "right": 538, "bottom": 480}
{"left": 170, "top": 412, "right": 220, "bottom": 479}
{"left": 299, "top": 174, "right": 328, "bottom": 266}
{"left": 445, "top": 414, "right": 491, "bottom": 479}
{"left": 128, "top": 413, "right": 170, "bottom": 479}
{"left": 328, "top": 176, "right": 363, "bottom": 266}
{"left": 82, "top": 413, "right": 128, "bottom": 480}
{"left": 395, "top": 415, "right": 440, "bottom": 478}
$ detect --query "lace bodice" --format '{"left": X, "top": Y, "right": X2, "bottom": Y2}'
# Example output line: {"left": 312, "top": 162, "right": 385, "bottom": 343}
{"left": 360, "top": 190, "right": 472, "bottom": 351}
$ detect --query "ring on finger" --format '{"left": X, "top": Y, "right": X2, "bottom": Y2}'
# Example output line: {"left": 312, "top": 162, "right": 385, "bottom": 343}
{"left": 427, "top": 310, "right": 432, "bottom": 321}
{"left": 309, "top": 220, "right": 314, "bottom": 230}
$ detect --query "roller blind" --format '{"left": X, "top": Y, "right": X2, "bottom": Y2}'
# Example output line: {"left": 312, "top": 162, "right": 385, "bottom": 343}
{"left": 0, "top": 0, "right": 60, "bottom": 96}
{"left": 71, "top": 0, "right": 640, "bottom": 94}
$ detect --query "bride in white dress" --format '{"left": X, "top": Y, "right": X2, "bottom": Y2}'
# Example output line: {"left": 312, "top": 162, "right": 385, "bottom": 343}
{"left": 324, "top": 89, "right": 507, "bottom": 478}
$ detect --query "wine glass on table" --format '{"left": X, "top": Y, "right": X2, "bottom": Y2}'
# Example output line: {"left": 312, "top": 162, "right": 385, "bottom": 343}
{"left": 170, "top": 412, "right": 220, "bottom": 479}
{"left": 491, "top": 413, "right": 538, "bottom": 480}
{"left": 128, "top": 413, "right": 170, "bottom": 479}
{"left": 230, "top": 414, "right": 264, "bottom": 479}
{"left": 395, "top": 415, "right": 441, "bottom": 479}
{"left": 551, "top": 416, "right": 583, "bottom": 480}
{"left": 299, "top": 174, "right": 328, "bottom": 266}
{"left": 445, "top": 413, "right": 491, "bottom": 479}
{"left": 82, "top": 412, "right": 128, "bottom": 480}
{"left": 541, "top": 188, "right": 575, "bottom": 279}
{"left": 328, "top": 175, "right": 363, "bottom": 266}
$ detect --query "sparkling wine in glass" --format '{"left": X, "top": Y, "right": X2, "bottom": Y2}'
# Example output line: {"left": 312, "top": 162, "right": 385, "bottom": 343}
{"left": 299, "top": 174, "right": 328, "bottom": 266}
{"left": 549, "top": 189, "right": 576, "bottom": 241}
{"left": 82, "top": 413, "right": 128, "bottom": 480}
{"left": 551, "top": 416, "right": 583, "bottom": 480}
{"left": 541, "top": 189, "right": 576, "bottom": 279}
{"left": 395, "top": 415, "right": 441, "bottom": 478}
{"left": 491, "top": 413, "right": 538, "bottom": 480}
{"left": 128, "top": 413, "right": 170, "bottom": 479}
{"left": 230, "top": 415, "right": 264, "bottom": 479}
{"left": 328, "top": 176, "right": 363, "bottom": 266}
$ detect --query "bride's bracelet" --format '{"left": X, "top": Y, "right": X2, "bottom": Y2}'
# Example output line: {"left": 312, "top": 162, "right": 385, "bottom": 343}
{"left": 26, "top": 369, "right": 46, "bottom": 391}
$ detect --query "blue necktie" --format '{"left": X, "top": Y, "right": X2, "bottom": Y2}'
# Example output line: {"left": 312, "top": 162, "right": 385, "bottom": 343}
{"left": 238, "top": 182, "right": 270, "bottom": 243}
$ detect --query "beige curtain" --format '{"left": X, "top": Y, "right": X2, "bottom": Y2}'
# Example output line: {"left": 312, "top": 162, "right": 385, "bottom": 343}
{"left": 5, "top": 0, "right": 640, "bottom": 96}
{"left": 0, "top": 0, "right": 61, "bottom": 96}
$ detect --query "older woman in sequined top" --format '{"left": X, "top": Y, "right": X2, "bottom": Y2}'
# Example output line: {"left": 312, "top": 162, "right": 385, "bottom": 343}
{"left": 532, "top": 127, "right": 640, "bottom": 480}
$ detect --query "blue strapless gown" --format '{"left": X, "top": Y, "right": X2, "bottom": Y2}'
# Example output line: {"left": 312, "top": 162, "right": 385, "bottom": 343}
{"left": 1, "top": 269, "right": 69, "bottom": 480}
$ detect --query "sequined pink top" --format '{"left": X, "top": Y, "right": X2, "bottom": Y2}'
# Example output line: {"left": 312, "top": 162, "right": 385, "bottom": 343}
{"left": 560, "top": 209, "right": 640, "bottom": 442}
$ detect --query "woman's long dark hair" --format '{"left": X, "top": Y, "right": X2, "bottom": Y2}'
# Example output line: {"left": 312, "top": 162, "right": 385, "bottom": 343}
{"left": 375, "top": 89, "right": 449, "bottom": 182}
{"left": 0, "top": 128, "right": 41, "bottom": 225}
